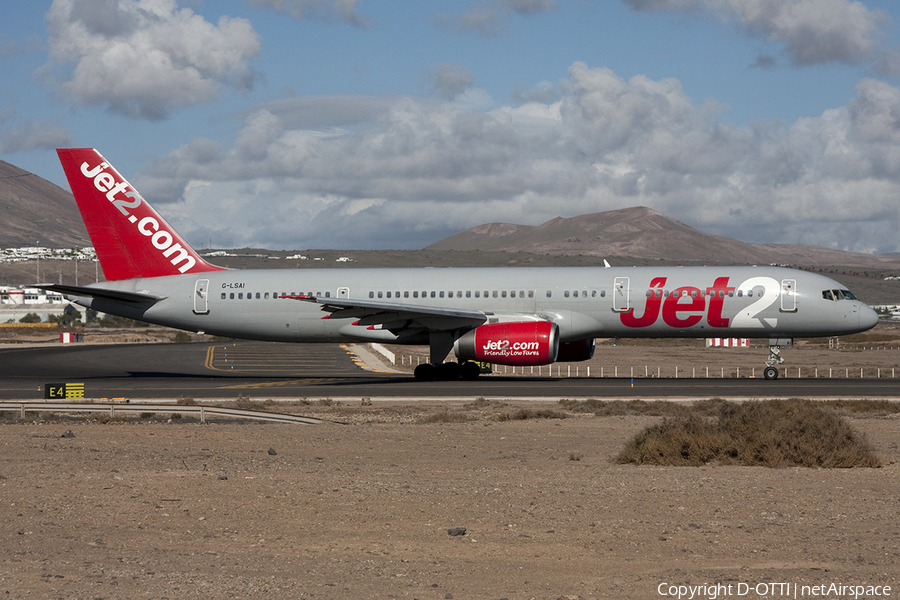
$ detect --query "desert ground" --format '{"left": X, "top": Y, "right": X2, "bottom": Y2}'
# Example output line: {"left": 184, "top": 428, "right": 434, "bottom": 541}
{"left": 1, "top": 400, "right": 898, "bottom": 600}
{"left": 1, "top": 322, "right": 899, "bottom": 599}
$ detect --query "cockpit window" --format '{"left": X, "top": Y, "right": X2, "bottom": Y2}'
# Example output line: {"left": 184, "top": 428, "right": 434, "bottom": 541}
{"left": 822, "top": 289, "right": 858, "bottom": 301}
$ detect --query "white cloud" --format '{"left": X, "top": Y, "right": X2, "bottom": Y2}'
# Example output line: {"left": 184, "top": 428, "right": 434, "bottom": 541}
{"left": 426, "top": 64, "right": 475, "bottom": 100}
{"left": 138, "top": 62, "right": 900, "bottom": 253}
{"left": 719, "top": 0, "right": 882, "bottom": 66}
{"left": 248, "top": 0, "right": 368, "bottom": 26}
{"left": 503, "top": 0, "right": 555, "bottom": 15}
{"left": 439, "top": 0, "right": 556, "bottom": 36}
{"left": 44, "top": 0, "right": 261, "bottom": 119}
{"left": 623, "top": 0, "right": 891, "bottom": 68}
{"left": 0, "top": 120, "right": 73, "bottom": 153}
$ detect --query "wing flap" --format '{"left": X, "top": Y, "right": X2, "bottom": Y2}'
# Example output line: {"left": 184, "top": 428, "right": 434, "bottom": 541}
{"left": 282, "top": 295, "right": 487, "bottom": 331}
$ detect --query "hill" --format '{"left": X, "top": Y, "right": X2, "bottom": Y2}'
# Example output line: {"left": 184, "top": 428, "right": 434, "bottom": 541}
{"left": 1, "top": 157, "right": 897, "bottom": 277}
{"left": 427, "top": 206, "right": 900, "bottom": 269}
{"left": 0, "top": 160, "right": 89, "bottom": 248}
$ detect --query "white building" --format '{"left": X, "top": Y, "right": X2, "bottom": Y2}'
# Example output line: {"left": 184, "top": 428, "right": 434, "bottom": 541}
{"left": 0, "top": 286, "right": 76, "bottom": 323}
{"left": 1, "top": 286, "right": 67, "bottom": 305}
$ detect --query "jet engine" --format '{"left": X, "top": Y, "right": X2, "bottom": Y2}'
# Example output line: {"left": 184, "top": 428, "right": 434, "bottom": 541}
{"left": 454, "top": 321, "right": 559, "bottom": 366}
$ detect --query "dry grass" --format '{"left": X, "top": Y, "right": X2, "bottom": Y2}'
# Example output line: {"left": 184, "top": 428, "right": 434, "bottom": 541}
{"left": 817, "top": 399, "right": 900, "bottom": 416}
{"left": 559, "top": 398, "right": 724, "bottom": 417}
{"left": 494, "top": 408, "right": 567, "bottom": 421}
{"left": 421, "top": 410, "right": 471, "bottom": 423}
{"left": 616, "top": 399, "right": 882, "bottom": 468}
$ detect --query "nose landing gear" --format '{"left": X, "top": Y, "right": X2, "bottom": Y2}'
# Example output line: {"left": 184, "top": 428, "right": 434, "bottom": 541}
{"left": 763, "top": 338, "right": 792, "bottom": 380}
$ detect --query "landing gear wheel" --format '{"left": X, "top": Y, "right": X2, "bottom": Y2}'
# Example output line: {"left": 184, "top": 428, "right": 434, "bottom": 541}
{"left": 763, "top": 366, "right": 779, "bottom": 380}
{"left": 414, "top": 363, "right": 437, "bottom": 381}
{"left": 437, "top": 362, "right": 462, "bottom": 381}
{"left": 460, "top": 361, "right": 481, "bottom": 380}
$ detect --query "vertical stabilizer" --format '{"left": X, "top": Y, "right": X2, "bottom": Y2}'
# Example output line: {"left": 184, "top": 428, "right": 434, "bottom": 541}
{"left": 57, "top": 148, "right": 225, "bottom": 281}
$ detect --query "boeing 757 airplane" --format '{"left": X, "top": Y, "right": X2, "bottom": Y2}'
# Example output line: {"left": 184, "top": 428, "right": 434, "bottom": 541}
{"left": 40, "top": 148, "right": 879, "bottom": 381}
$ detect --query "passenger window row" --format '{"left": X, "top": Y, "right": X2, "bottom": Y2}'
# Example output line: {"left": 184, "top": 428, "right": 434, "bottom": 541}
{"left": 219, "top": 288, "right": 615, "bottom": 301}
{"left": 367, "top": 290, "right": 609, "bottom": 300}
{"left": 221, "top": 291, "right": 330, "bottom": 300}
{"left": 562, "top": 290, "right": 606, "bottom": 298}
{"left": 214, "top": 286, "right": 860, "bottom": 303}
{"left": 368, "top": 290, "right": 536, "bottom": 299}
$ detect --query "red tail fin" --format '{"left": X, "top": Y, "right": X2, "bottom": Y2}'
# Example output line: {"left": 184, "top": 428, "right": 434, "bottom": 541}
{"left": 57, "top": 148, "right": 225, "bottom": 281}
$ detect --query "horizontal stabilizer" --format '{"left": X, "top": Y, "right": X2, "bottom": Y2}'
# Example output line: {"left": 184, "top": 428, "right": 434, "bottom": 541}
{"left": 34, "top": 284, "right": 166, "bottom": 305}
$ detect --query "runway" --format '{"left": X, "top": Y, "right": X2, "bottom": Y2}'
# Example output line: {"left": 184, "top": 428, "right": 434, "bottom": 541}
{"left": 0, "top": 340, "right": 897, "bottom": 401}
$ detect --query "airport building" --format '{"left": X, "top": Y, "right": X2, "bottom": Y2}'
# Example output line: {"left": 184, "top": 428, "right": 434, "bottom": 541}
{"left": 0, "top": 285, "right": 76, "bottom": 323}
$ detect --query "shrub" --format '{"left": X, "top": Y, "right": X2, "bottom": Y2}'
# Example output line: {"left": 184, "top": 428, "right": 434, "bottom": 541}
{"left": 616, "top": 399, "right": 881, "bottom": 468}
{"left": 494, "top": 408, "right": 566, "bottom": 421}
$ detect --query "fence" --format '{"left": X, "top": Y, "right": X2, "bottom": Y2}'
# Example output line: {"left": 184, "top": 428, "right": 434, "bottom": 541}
{"left": 481, "top": 365, "right": 898, "bottom": 378}
{"left": 388, "top": 353, "right": 898, "bottom": 379}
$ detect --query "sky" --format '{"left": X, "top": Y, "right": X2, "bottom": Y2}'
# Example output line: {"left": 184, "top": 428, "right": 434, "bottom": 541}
{"left": 2, "top": 1, "right": 900, "bottom": 253}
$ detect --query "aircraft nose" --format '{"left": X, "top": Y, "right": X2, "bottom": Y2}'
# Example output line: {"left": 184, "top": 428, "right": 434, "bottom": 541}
{"left": 859, "top": 304, "right": 879, "bottom": 331}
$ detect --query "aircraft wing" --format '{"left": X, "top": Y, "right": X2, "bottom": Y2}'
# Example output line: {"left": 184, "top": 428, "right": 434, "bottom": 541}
{"left": 282, "top": 295, "right": 488, "bottom": 332}
{"left": 34, "top": 284, "right": 166, "bottom": 305}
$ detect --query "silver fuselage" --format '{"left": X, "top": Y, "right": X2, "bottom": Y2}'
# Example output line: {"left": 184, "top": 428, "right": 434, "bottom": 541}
{"left": 69, "top": 265, "right": 879, "bottom": 344}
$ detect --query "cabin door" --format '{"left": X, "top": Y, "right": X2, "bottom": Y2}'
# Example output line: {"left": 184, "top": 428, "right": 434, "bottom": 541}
{"left": 781, "top": 279, "right": 797, "bottom": 312}
{"left": 613, "top": 277, "right": 630, "bottom": 312}
{"left": 193, "top": 279, "right": 210, "bottom": 315}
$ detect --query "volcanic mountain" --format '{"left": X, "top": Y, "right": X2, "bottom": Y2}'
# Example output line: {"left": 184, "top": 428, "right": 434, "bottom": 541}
{"left": 426, "top": 206, "right": 895, "bottom": 268}
{"left": 0, "top": 160, "right": 89, "bottom": 248}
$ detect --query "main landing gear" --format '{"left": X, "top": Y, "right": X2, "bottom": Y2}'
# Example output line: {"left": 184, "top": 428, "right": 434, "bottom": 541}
{"left": 414, "top": 361, "right": 481, "bottom": 381}
{"left": 763, "top": 338, "right": 792, "bottom": 380}
{"left": 413, "top": 331, "right": 481, "bottom": 381}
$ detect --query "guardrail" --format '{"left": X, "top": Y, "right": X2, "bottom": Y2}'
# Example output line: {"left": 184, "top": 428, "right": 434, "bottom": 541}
{"left": 0, "top": 402, "right": 323, "bottom": 424}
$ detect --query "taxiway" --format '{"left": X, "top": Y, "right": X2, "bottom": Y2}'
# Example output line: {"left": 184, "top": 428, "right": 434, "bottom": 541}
{"left": 0, "top": 341, "right": 897, "bottom": 401}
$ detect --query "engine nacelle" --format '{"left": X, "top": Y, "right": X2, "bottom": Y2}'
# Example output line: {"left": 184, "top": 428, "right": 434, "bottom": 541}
{"left": 454, "top": 321, "right": 559, "bottom": 366}
{"left": 557, "top": 338, "right": 596, "bottom": 362}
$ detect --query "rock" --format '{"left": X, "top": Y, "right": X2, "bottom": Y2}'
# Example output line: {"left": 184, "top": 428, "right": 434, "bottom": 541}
{"left": 447, "top": 527, "right": 466, "bottom": 536}
{"left": 267, "top": 448, "right": 277, "bottom": 456}
{"left": 60, "top": 430, "right": 75, "bottom": 438}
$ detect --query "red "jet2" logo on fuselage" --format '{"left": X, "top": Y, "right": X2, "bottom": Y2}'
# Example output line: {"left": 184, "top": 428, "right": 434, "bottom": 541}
{"left": 620, "top": 276, "right": 734, "bottom": 329}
